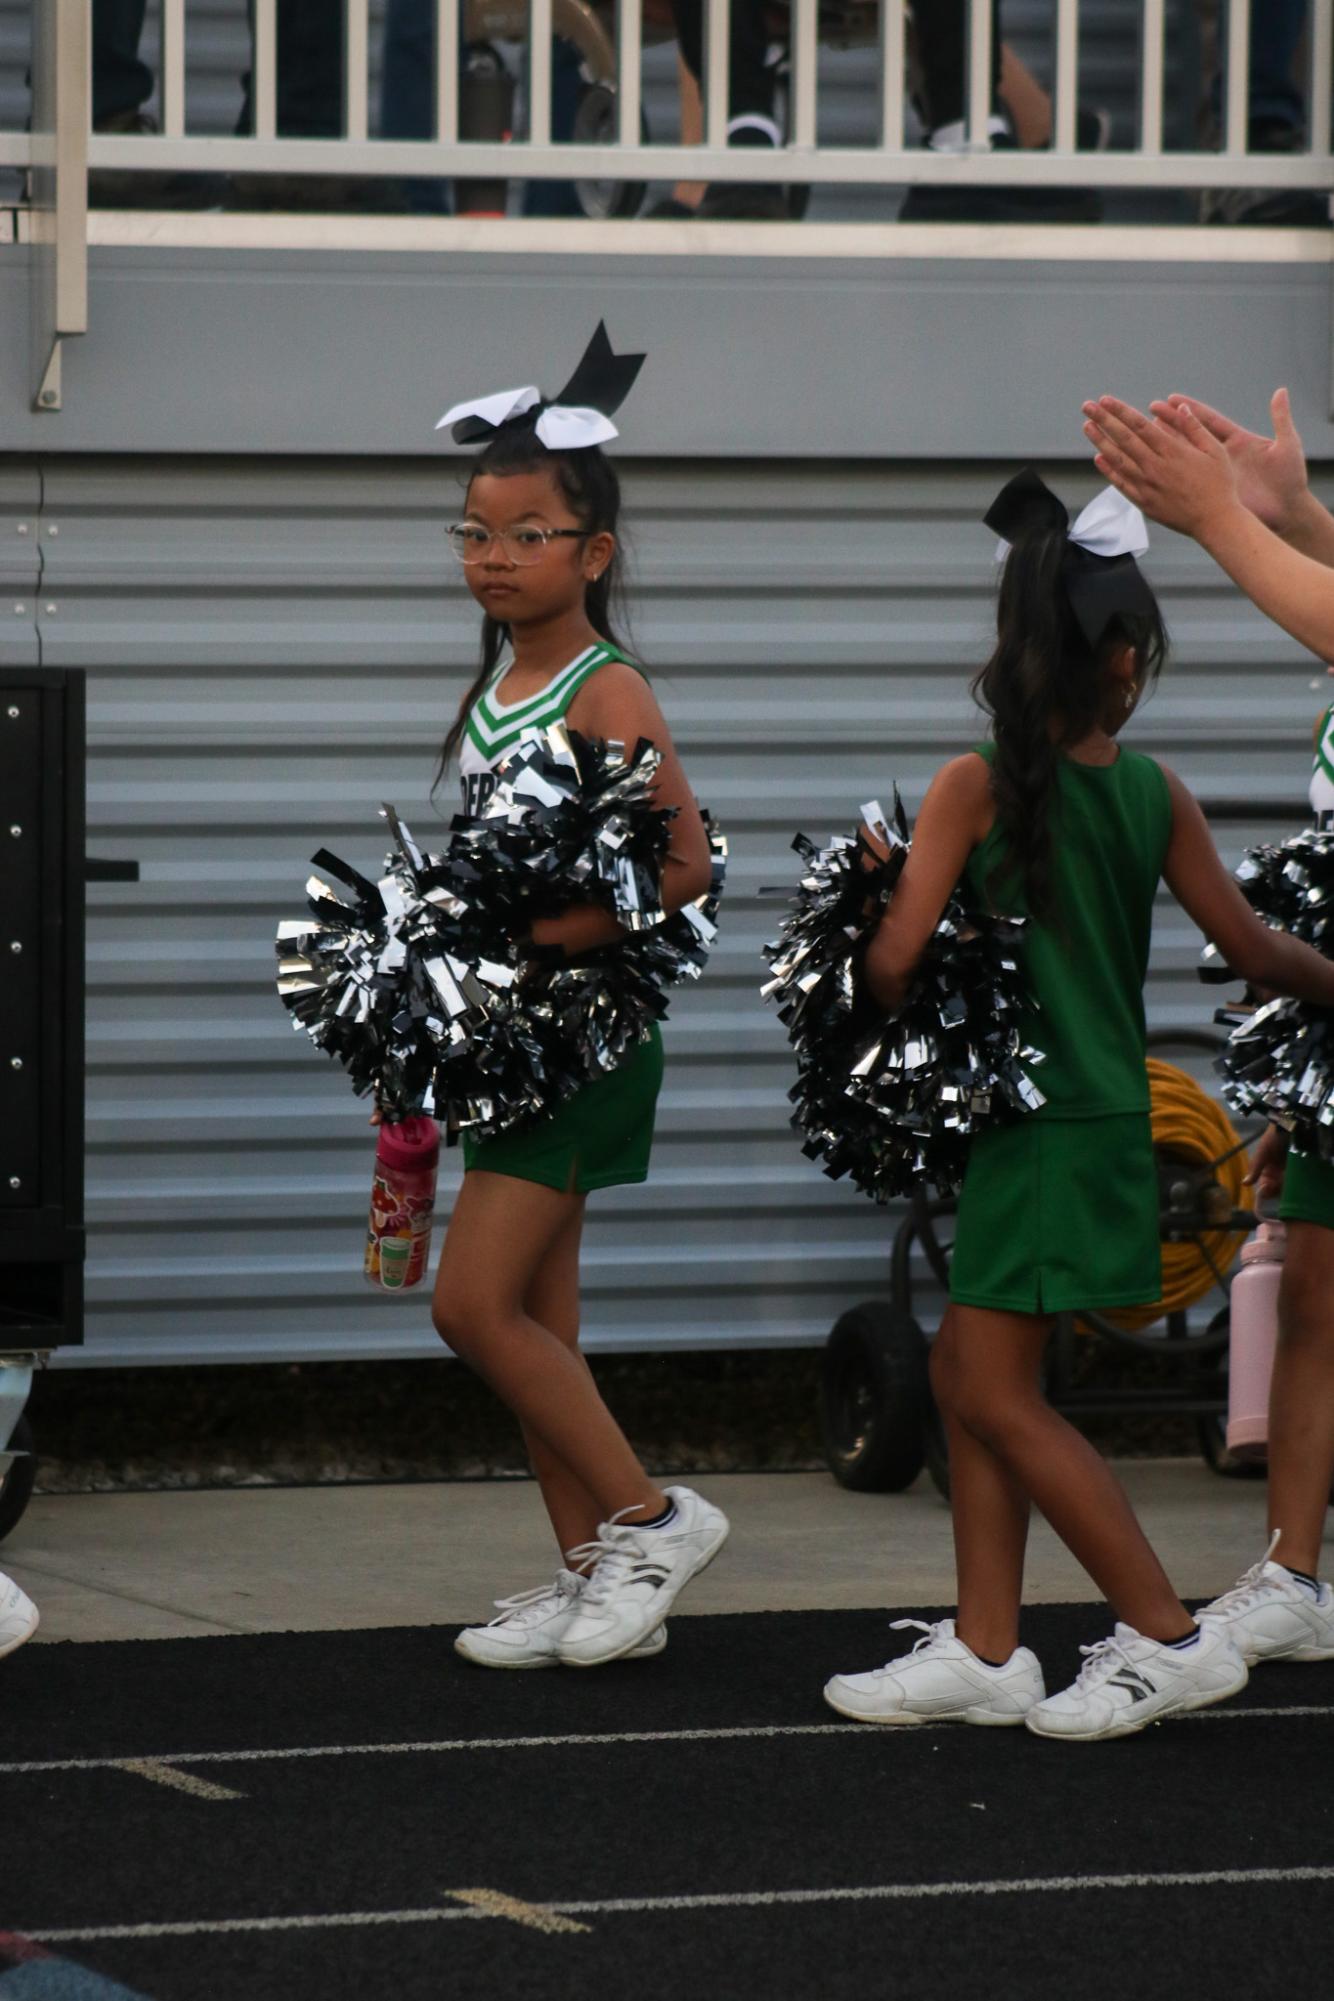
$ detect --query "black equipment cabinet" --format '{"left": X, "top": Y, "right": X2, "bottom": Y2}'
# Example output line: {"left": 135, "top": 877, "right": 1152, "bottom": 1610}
{"left": 0, "top": 667, "right": 86, "bottom": 1350}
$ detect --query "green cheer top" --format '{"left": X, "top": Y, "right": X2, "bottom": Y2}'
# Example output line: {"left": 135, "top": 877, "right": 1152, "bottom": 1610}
{"left": 964, "top": 742, "right": 1174, "bottom": 1120}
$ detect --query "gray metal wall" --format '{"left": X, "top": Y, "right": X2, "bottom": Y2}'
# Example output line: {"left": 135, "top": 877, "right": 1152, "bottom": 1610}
{"left": 3, "top": 452, "right": 1324, "bottom": 1366}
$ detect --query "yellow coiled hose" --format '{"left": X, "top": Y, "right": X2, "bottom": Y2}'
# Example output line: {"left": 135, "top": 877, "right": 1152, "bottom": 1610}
{"left": 1100, "top": 1059, "right": 1255, "bottom": 1332}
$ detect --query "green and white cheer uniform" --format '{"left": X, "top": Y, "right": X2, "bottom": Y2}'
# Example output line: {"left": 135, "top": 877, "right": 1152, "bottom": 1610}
{"left": 456, "top": 643, "right": 664, "bottom": 1193}
{"left": 1278, "top": 702, "right": 1334, "bottom": 1230}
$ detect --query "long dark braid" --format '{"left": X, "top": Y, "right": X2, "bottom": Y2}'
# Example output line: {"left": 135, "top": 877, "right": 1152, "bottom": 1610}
{"left": 970, "top": 530, "right": 1169, "bottom": 923}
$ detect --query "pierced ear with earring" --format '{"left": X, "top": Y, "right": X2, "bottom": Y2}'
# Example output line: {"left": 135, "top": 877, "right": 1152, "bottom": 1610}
{"left": 1124, "top": 685, "right": 1137, "bottom": 713}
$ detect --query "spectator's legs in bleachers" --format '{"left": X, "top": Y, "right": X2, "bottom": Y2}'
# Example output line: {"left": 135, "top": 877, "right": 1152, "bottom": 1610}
{"left": 92, "top": 0, "right": 152, "bottom": 128}
{"left": 1201, "top": 0, "right": 1322, "bottom": 225}
{"left": 382, "top": 0, "right": 451, "bottom": 213}
{"left": 667, "top": 0, "right": 786, "bottom": 219}
{"left": 902, "top": 0, "right": 1100, "bottom": 223}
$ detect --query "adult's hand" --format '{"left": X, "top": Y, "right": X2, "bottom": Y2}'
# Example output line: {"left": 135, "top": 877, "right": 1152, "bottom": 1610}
{"left": 1161, "top": 387, "right": 1308, "bottom": 536}
{"left": 1082, "top": 394, "right": 1241, "bottom": 541}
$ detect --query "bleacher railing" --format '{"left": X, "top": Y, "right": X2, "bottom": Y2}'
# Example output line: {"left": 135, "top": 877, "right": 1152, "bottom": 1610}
{"left": 3, "top": 0, "right": 1333, "bottom": 195}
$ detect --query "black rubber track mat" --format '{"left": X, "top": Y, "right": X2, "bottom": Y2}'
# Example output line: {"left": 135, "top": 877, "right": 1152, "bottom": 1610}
{"left": 4, "top": 1607, "right": 1333, "bottom": 2001}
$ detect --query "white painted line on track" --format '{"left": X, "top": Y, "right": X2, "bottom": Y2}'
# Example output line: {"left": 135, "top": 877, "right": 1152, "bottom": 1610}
{"left": 28, "top": 1865, "right": 1334, "bottom": 1945}
{"left": 445, "top": 1889, "right": 591, "bottom": 1935}
{"left": 116, "top": 1760, "right": 244, "bottom": 1803}
{"left": 2, "top": 1704, "right": 1329, "bottom": 1780}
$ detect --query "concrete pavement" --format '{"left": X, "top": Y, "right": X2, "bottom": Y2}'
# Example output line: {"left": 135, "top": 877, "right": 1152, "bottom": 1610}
{"left": 2, "top": 1462, "right": 1291, "bottom": 1644}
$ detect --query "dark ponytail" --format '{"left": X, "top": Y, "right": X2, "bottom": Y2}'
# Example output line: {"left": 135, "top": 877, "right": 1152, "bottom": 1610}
{"left": 433, "top": 425, "right": 634, "bottom": 792}
{"left": 970, "top": 529, "right": 1168, "bottom": 923}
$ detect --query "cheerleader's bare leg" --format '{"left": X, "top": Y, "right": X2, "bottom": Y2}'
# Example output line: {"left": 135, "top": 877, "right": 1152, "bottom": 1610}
{"left": 518, "top": 1195, "right": 613, "bottom": 1560}
{"left": 931, "top": 1308, "right": 1032, "bottom": 1662}
{"left": 433, "top": 1168, "right": 667, "bottom": 1534}
{"left": 1267, "top": 1220, "right": 1334, "bottom": 1576}
{"left": 936, "top": 1304, "right": 1193, "bottom": 1643}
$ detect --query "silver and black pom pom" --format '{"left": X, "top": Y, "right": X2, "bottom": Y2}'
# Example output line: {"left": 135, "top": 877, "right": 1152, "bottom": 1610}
{"left": 1204, "top": 826, "right": 1334, "bottom": 1161}
{"left": 277, "top": 724, "right": 725, "bottom": 1135}
{"left": 762, "top": 794, "right": 1045, "bottom": 1202}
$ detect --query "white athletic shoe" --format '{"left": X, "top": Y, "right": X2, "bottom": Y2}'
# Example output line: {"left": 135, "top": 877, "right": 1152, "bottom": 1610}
{"left": 1196, "top": 1532, "right": 1334, "bottom": 1664}
{"left": 455, "top": 1568, "right": 668, "bottom": 1670}
{"left": 556, "top": 1486, "right": 729, "bottom": 1668}
{"left": 1026, "top": 1620, "right": 1248, "bottom": 1742}
{"left": 823, "top": 1619, "right": 1045, "bottom": 1727}
{"left": 0, "top": 1572, "right": 38, "bottom": 1660}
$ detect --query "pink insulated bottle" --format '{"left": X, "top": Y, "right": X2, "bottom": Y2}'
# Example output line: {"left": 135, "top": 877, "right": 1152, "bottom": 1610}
{"left": 1226, "top": 1218, "right": 1286, "bottom": 1461}
{"left": 365, "top": 1115, "right": 440, "bottom": 1293}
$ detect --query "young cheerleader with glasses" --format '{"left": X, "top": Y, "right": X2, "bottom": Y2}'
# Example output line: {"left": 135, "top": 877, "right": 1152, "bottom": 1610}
{"left": 822, "top": 471, "right": 1334, "bottom": 1741}
{"left": 422, "top": 327, "right": 729, "bottom": 1669}
{"left": 1084, "top": 386, "right": 1334, "bottom": 1662}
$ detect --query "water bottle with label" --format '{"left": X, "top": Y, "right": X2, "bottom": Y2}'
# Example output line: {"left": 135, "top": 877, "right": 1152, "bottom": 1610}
{"left": 365, "top": 1115, "right": 440, "bottom": 1293}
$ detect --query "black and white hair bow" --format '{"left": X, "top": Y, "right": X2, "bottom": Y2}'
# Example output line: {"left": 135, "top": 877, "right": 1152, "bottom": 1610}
{"left": 436, "top": 321, "right": 646, "bottom": 452}
{"left": 984, "top": 467, "right": 1156, "bottom": 651}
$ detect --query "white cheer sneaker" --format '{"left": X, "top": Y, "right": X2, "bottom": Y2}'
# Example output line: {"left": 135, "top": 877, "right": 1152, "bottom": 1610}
{"left": 556, "top": 1486, "right": 729, "bottom": 1668}
{"left": 0, "top": 1572, "right": 38, "bottom": 1660}
{"left": 455, "top": 1568, "right": 667, "bottom": 1670}
{"left": 1026, "top": 1620, "right": 1248, "bottom": 1742}
{"left": 823, "top": 1619, "right": 1045, "bottom": 1727}
{"left": 1196, "top": 1533, "right": 1334, "bottom": 1664}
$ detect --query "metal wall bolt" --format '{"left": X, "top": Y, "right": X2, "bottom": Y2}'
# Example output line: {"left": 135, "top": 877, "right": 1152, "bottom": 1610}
{"left": 8, "top": 942, "right": 20, "bottom": 955}
{"left": 40, "top": 389, "right": 57, "bottom": 408}
{"left": 12, "top": 604, "right": 24, "bottom": 616}
{"left": 47, "top": 525, "right": 58, "bottom": 537}
{"left": 6, "top": 706, "right": 17, "bottom": 719}
{"left": 15, "top": 523, "right": 27, "bottom": 537}
{"left": 44, "top": 603, "right": 56, "bottom": 615}
{"left": 8, "top": 826, "right": 20, "bottom": 838}
{"left": 7, "top": 1177, "right": 19, "bottom": 1191}
{"left": 8, "top": 1058, "right": 21, "bottom": 1071}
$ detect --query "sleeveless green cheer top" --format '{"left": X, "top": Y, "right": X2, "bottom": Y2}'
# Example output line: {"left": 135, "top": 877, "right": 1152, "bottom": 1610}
{"left": 457, "top": 640, "right": 638, "bottom": 816}
{"left": 964, "top": 743, "right": 1173, "bottom": 1120}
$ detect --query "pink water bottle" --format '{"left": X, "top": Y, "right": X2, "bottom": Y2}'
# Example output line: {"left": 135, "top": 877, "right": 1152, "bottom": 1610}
{"left": 365, "top": 1115, "right": 440, "bottom": 1293}
{"left": 1227, "top": 1218, "right": 1286, "bottom": 1461}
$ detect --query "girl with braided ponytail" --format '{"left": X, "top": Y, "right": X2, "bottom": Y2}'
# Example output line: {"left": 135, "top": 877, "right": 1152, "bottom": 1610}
{"left": 419, "top": 327, "right": 729, "bottom": 1672}
{"left": 824, "top": 469, "right": 1334, "bottom": 1742}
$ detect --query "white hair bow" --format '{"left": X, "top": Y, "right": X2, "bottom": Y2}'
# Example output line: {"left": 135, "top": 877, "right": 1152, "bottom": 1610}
{"left": 435, "top": 322, "right": 643, "bottom": 452}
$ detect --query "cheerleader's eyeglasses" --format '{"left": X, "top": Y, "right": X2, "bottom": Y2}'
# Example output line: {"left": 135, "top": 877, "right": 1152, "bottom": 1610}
{"left": 447, "top": 523, "right": 587, "bottom": 567}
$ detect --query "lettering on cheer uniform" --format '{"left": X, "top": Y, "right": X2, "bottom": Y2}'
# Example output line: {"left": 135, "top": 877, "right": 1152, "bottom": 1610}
{"left": 463, "top": 770, "right": 500, "bottom": 818}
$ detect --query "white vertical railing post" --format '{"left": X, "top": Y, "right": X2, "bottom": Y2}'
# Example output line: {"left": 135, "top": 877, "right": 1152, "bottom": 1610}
{"left": 705, "top": 0, "right": 731, "bottom": 149}
{"left": 529, "top": 0, "right": 554, "bottom": 147}
{"left": 1053, "top": 0, "right": 1079, "bottom": 154}
{"left": 253, "top": 0, "right": 277, "bottom": 139}
{"left": 793, "top": 0, "right": 819, "bottom": 151}
{"left": 1140, "top": 0, "right": 1165, "bottom": 155}
{"left": 29, "top": 0, "right": 88, "bottom": 413}
{"left": 436, "top": 0, "right": 460, "bottom": 144}
{"left": 161, "top": 0, "right": 186, "bottom": 140}
{"left": 1224, "top": 0, "right": 1252, "bottom": 157}
{"left": 966, "top": 0, "right": 993, "bottom": 148}
{"left": 345, "top": 0, "right": 370, "bottom": 142}
{"left": 616, "top": 0, "right": 643, "bottom": 149}
{"left": 1311, "top": 0, "right": 1333, "bottom": 162}
{"left": 880, "top": 0, "right": 906, "bottom": 153}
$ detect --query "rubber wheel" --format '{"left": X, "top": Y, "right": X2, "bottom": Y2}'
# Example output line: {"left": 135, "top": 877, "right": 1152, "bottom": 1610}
{"left": 573, "top": 83, "right": 648, "bottom": 220}
{"left": 821, "top": 1303, "right": 928, "bottom": 1491}
{"left": 0, "top": 1415, "right": 37, "bottom": 1544}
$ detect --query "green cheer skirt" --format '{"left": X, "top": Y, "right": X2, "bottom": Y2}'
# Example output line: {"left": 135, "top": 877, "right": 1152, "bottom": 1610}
{"left": 949, "top": 1112, "right": 1162, "bottom": 1316}
{"left": 1279, "top": 1147, "right": 1334, "bottom": 1232}
{"left": 461, "top": 1025, "right": 663, "bottom": 1195}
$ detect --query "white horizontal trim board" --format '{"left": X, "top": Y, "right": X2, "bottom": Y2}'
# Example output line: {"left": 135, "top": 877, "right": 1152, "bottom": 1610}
{"left": 40, "top": 457, "right": 1323, "bottom": 1364}
{"left": 16, "top": 212, "right": 1333, "bottom": 264}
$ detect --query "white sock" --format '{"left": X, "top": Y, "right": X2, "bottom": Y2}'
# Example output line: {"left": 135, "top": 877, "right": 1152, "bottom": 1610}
{"left": 927, "top": 113, "right": 1011, "bottom": 154}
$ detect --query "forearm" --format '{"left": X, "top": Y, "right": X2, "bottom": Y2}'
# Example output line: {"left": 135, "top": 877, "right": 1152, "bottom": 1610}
{"left": 527, "top": 850, "right": 710, "bottom": 956}
{"left": 1200, "top": 501, "right": 1334, "bottom": 660}
{"left": 1279, "top": 488, "right": 1334, "bottom": 570}
{"left": 1241, "top": 928, "right": 1334, "bottom": 1009}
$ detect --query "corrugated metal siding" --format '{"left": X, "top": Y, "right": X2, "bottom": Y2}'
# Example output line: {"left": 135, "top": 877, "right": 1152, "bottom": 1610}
{"left": 18, "top": 453, "right": 1326, "bottom": 1366}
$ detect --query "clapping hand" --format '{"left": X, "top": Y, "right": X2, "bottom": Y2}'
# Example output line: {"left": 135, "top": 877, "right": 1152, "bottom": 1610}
{"left": 1161, "top": 387, "right": 1308, "bottom": 537}
{"left": 1081, "top": 394, "right": 1241, "bottom": 541}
